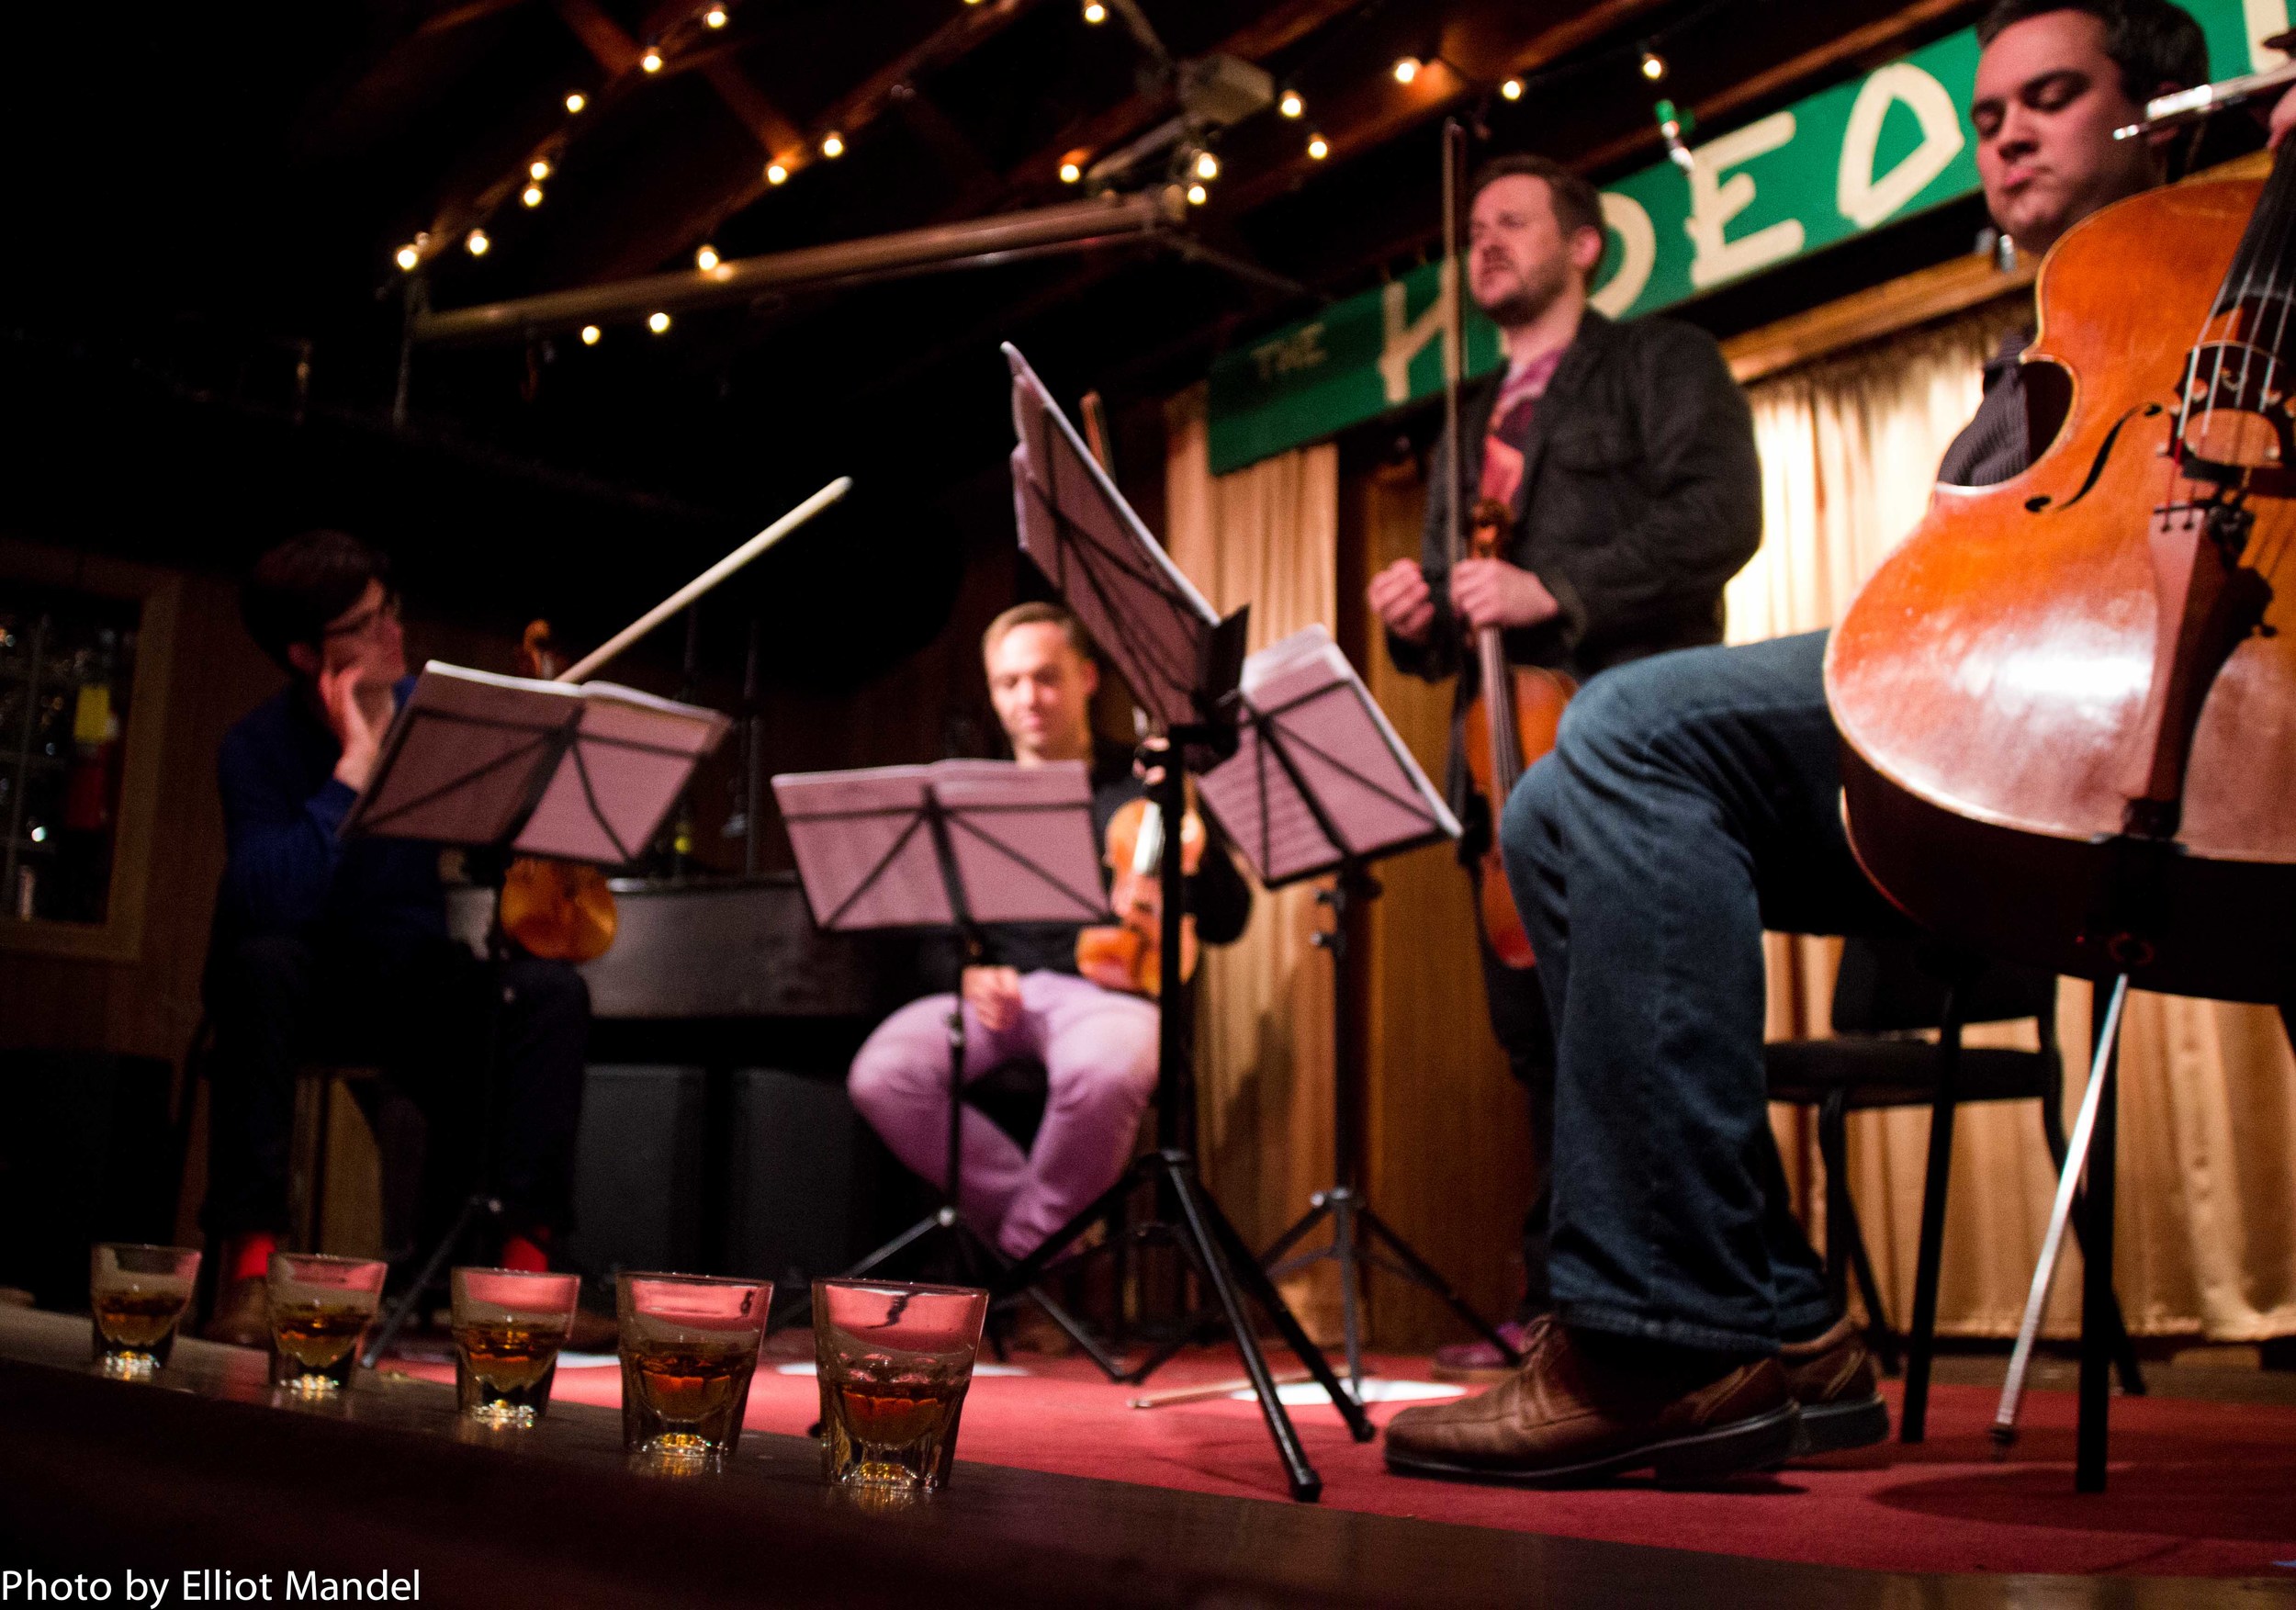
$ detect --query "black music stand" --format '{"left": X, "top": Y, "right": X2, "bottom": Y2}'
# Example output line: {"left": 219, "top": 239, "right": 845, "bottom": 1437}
{"left": 1189, "top": 625, "right": 1525, "bottom": 1395}
{"left": 998, "top": 343, "right": 1373, "bottom": 1503}
{"left": 347, "top": 664, "right": 729, "bottom": 1366}
{"left": 770, "top": 760, "right": 1111, "bottom": 1339}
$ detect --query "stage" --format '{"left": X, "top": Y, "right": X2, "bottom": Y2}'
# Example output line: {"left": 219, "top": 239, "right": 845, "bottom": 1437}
{"left": 3, "top": 1306, "right": 2290, "bottom": 1606}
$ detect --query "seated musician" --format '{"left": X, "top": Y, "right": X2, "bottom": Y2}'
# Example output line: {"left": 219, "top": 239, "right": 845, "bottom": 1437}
{"left": 1365, "top": 154, "right": 1764, "bottom": 1371}
{"left": 1384, "top": 0, "right": 2207, "bottom": 1483}
{"left": 847, "top": 602, "right": 1250, "bottom": 1261}
{"left": 200, "top": 531, "right": 591, "bottom": 1344}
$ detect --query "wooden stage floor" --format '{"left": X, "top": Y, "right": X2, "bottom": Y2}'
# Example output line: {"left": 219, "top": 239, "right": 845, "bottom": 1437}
{"left": 0, "top": 1307, "right": 2288, "bottom": 1609}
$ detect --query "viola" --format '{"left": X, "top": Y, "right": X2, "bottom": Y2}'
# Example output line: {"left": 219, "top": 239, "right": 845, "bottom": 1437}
{"left": 1827, "top": 151, "right": 2296, "bottom": 1004}
{"left": 498, "top": 620, "right": 620, "bottom": 963}
{"left": 1457, "top": 498, "right": 1577, "bottom": 968}
{"left": 1075, "top": 794, "right": 1202, "bottom": 998}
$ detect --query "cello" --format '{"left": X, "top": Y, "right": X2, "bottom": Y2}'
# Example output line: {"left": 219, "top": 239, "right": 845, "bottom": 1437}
{"left": 1440, "top": 118, "right": 1576, "bottom": 968}
{"left": 1827, "top": 145, "right": 2296, "bottom": 1006}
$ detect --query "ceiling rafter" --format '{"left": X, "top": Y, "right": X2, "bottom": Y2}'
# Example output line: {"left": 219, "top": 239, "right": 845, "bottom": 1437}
{"left": 399, "top": 0, "right": 792, "bottom": 268}
{"left": 586, "top": 0, "right": 1051, "bottom": 281}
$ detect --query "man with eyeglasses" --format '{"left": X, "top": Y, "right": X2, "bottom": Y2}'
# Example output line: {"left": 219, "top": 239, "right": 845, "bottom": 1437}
{"left": 199, "top": 530, "right": 591, "bottom": 1345}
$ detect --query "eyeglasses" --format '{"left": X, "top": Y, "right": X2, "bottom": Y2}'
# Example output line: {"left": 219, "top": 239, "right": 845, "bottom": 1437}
{"left": 320, "top": 590, "right": 401, "bottom": 642}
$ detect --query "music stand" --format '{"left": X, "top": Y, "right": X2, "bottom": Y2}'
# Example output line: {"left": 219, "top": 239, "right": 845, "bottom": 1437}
{"left": 1188, "top": 625, "right": 1525, "bottom": 1395}
{"left": 770, "top": 760, "right": 1113, "bottom": 1336}
{"left": 998, "top": 343, "right": 1374, "bottom": 1503}
{"left": 350, "top": 663, "right": 730, "bottom": 1365}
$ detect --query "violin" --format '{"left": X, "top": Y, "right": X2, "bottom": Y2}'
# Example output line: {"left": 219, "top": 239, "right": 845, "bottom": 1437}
{"left": 1075, "top": 794, "right": 1203, "bottom": 997}
{"left": 1440, "top": 119, "right": 1575, "bottom": 970}
{"left": 497, "top": 620, "right": 620, "bottom": 963}
{"left": 1827, "top": 150, "right": 2296, "bottom": 1004}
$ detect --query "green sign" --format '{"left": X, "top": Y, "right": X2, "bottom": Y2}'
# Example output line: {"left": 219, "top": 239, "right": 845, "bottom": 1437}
{"left": 1206, "top": 0, "right": 2272, "bottom": 475}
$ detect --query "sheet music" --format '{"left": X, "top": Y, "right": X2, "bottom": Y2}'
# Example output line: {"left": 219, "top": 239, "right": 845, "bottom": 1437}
{"left": 1006, "top": 343, "right": 1234, "bottom": 733}
{"left": 1198, "top": 625, "right": 1460, "bottom": 886}
{"left": 344, "top": 661, "right": 727, "bottom": 864}
{"left": 773, "top": 759, "right": 1107, "bottom": 932}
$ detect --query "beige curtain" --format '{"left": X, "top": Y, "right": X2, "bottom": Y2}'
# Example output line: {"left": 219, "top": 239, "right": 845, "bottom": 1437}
{"left": 1739, "top": 304, "right": 2296, "bottom": 1340}
{"left": 1163, "top": 386, "right": 1344, "bottom": 1334}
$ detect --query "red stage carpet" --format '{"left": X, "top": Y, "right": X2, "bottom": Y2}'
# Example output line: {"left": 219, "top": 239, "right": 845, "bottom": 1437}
{"left": 393, "top": 1346, "right": 2296, "bottom": 1579}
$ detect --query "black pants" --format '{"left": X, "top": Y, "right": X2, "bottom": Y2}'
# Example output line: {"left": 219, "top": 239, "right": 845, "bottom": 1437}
{"left": 204, "top": 932, "right": 589, "bottom": 1251}
{"left": 1480, "top": 944, "right": 1555, "bottom": 1323}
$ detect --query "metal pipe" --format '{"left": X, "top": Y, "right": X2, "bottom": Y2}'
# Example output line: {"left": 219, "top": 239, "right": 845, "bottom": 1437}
{"left": 413, "top": 192, "right": 1179, "bottom": 344}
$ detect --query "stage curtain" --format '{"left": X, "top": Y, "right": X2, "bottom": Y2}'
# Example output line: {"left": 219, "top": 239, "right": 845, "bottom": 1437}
{"left": 1162, "top": 385, "right": 1344, "bottom": 1335}
{"left": 1736, "top": 303, "right": 2296, "bottom": 1342}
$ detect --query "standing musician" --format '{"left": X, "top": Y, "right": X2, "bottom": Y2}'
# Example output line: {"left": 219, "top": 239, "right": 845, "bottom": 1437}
{"left": 1365, "top": 153, "right": 1764, "bottom": 1369}
{"left": 846, "top": 602, "right": 1250, "bottom": 1262}
{"left": 200, "top": 531, "right": 591, "bottom": 1344}
{"left": 1384, "top": 0, "right": 2210, "bottom": 1485}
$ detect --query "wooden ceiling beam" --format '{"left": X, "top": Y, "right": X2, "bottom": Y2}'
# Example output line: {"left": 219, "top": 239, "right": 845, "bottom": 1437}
{"left": 585, "top": 0, "right": 1048, "bottom": 280}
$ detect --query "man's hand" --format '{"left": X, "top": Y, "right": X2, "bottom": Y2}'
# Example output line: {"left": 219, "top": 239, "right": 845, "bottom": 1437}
{"left": 1367, "top": 557, "right": 1438, "bottom": 643}
{"left": 1450, "top": 557, "right": 1561, "bottom": 632}
{"left": 962, "top": 965, "right": 1024, "bottom": 1033}
{"left": 319, "top": 666, "right": 384, "bottom": 793}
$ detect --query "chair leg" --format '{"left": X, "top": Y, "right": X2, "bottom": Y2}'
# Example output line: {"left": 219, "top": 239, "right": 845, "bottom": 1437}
{"left": 1838, "top": 1191, "right": 1900, "bottom": 1376}
{"left": 1902, "top": 1079, "right": 1958, "bottom": 1444}
{"left": 1818, "top": 1093, "right": 1851, "bottom": 1318}
{"left": 2039, "top": 1077, "right": 2145, "bottom": 1398}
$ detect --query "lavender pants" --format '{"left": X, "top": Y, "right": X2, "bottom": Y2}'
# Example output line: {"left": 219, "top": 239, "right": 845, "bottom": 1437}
{"left": 848, "top": 970, "right": 1159, "bottom": 1260}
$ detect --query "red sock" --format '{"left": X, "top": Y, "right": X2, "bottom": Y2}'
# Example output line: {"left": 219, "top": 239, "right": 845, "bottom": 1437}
{"left": 227, "top": 1232, "right": 278, "bottom": 1285}
{"left": 500, "top": 1233, "right": 550, "bottom": 1274}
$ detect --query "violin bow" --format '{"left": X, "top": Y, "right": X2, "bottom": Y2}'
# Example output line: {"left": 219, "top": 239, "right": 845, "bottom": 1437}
{"left": 555, "top": 476, "right": 851, "bottom": 684}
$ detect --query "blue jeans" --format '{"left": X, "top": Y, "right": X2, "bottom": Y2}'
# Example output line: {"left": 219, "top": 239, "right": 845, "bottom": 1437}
{"left": 1501, "top": 631, "right": 1903, "bottom": 1354}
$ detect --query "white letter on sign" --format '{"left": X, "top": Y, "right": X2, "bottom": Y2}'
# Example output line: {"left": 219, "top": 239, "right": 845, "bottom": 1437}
{"left": 1588, "top": 192, "right": 1656, "bottom": 318}
{"left": 1837, "top": 62, "right": 1966, "bottom": 230}
{"left": 1684, "top": 111, "right": 1804, "bottom": 289}
{"left": 1379, "top": 260, "right": 1457, "bottom": 405}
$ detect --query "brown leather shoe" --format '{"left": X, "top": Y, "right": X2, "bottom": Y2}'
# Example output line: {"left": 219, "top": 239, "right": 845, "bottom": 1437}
{"left": 1384, "top": 1318, "right": 1800, "bottom": 1486}
{"left": 1777, "top": 1315, "right": 1888, "bottom": 1455}
{"left": 201, "top": 1276, "right": 271, "bottom": 1348}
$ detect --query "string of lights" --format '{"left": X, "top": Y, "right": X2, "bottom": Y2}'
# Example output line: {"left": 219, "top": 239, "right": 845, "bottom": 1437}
{"left": 392, "top": 0, "right": 1740, "bottom": 344}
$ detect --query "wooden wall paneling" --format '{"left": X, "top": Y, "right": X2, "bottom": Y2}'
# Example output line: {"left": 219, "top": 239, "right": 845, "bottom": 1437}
{"left": 1348, "top": 460, "right": 1534, "bottom": 1350}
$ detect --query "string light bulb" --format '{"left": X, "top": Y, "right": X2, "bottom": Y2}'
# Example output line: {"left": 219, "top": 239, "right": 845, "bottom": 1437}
{"left": 1391, "top": 56, "right": 1421, "bottom": 84}
{"left": 1185, "top": 181, "right": 1208, "bottom": 206}
{"left": 1192, "top": 150, "right": 1220, "bottom": 181}
{"left": 703, "top": 5, "right": 727, "bottom": 26}
{"left": 580, "top": 324, "right": 602, "bottom": 345}
{"left": 530, "top": 159, "right": 552, "bottom": 181}
{"left": 1059, "top": 160, "right": 1082, "bottom": 183}
{"left": 1306, "top": 131, "right": 1329, "bottom": 160}
{"left": 521, "top": 183, "right": 544, "bottom": 207}
{"left": 695, "top": 244, "right": 719, "bottom": 270}
{"left": 1640, "top": 49, "right": 1667, "bottom": 82}
{"left": 766, "top": 161, "right": 789, "bottom": 184}
{"left": 647, "top": 310, "right": 671, "bottom": 333}
{"left": 466, "top": 229, "right": 490, "bottom": 255}
{"left": 1501, "top": 77, "right": 1523, "bottom": 101}
{"left": 395, "top": 243, "right": 421, "bottom": 271}
{"left": 1082, "top": 0, "right": 1107, "bottom": 20}
{"left": 565, "top": 91, "right": 587, "bottom": 113}
{"left": 641, "top": 46, "right": 663, "bottom": 72}
{"left": 1278, "top": 88, "right": 1304, "bottom": 118}
{"left": 820, "top": 130, "right": 844, "bottom": 158}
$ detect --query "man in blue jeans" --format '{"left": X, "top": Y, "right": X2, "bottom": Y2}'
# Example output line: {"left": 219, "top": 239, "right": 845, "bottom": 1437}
{"left": 1385, "top": 0, "right": 2209, "bottom": 1484}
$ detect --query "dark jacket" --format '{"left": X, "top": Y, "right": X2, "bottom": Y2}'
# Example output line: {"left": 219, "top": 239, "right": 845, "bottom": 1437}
{"left": 211, "top": 676, "right": 445, "bottom": 963}
{"left": 1388, "top": 309, "right": 1763, "bottom": 684}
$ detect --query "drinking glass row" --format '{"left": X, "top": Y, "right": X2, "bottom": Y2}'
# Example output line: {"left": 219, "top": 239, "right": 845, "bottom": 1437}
{"left": 88, "top": 1243, "right": 989, "bottom": 1492}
